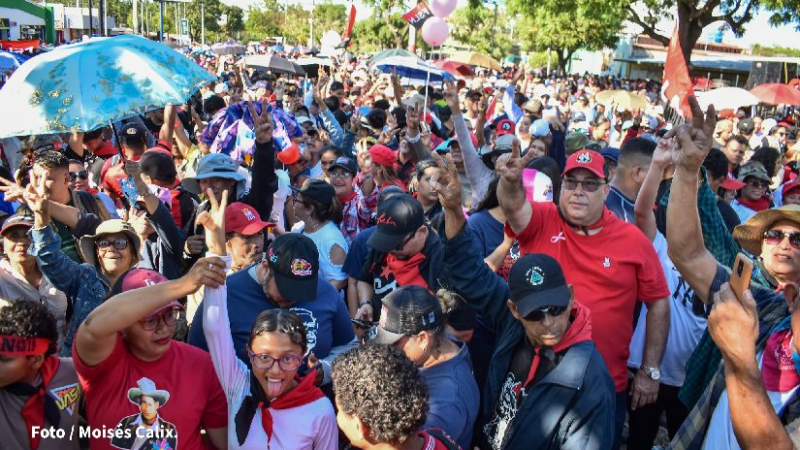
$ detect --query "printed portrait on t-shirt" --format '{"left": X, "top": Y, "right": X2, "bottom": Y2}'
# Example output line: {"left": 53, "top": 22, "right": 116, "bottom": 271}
{"left": 110, "top": 377, "right": 178, "bottom": 450}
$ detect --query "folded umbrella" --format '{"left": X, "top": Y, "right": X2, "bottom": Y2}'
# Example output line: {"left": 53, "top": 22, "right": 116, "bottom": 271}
{"left": 0, "top": 35, "right": 215, "bottom": 138}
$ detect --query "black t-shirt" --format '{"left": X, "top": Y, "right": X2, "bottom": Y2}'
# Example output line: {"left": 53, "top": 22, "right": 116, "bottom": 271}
{"left": 483, "top": 338, "right": 558, "bottom": 450}
{"left": 716, "top": 198, "right": 741, "bottom": 233}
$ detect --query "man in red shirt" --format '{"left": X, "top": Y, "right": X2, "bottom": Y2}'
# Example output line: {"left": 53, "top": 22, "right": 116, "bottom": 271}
{"left": 497, "top": 145, "right": 670, "bottom": 449}
{"left": 101, "top": 122, "right": 149, "bottom": 201}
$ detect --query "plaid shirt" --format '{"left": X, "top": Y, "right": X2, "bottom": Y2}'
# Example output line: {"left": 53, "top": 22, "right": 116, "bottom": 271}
{"left": 669, "top": 264, "right": 793, "bottom": 450}
{"left": 339, "top": 187, "right": 379, "bottom": 247}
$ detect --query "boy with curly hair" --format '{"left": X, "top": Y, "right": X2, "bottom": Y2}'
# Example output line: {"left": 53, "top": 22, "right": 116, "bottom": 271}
{"left": 0, "top": 300, "right": 82, "bottom": 449}
{"left": 332, "top": 344, "right": 461, "bottom": 450}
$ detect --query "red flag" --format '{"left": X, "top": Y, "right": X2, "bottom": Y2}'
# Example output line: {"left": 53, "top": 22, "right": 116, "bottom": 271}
{"left": 485, "top": 96, "right": 497, "bottom": 121}
{"left": 342, "top": 4, "right": 356, "bottom": 41}
{"left": 661, "top": 23, "right": 694, "bottom": 118}
{"left": 403, "top": 2, "right": 434, "bottom": 29}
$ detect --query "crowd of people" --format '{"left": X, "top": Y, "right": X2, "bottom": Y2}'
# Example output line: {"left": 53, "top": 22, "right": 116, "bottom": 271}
{"left": 0, "top": 46, "right": 799, "bottom": 450}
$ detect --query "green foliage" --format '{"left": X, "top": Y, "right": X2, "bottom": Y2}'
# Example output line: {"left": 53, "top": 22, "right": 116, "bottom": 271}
{"left": 511, "top": 0, "right": 625, "bottom": 69}
{"left": 751, "top": 44, "right": 800, "bottom": 57}
{"left": 350, "top": 13, "right": 408, "bottom": 53}
{"left": 449, "top": 5, "right": 512, "bottom": 58}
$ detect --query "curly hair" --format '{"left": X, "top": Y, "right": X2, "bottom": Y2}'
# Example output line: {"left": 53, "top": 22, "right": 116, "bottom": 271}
{"left": 248, "top": 309, "right": 308, "bottom": 354}
{"left": 332, "top": 345, "right": 428, "bottom": 446}
{"left": 33, "top": 150, "right": 69, "bottom": 171}
{"left": 0, "top": 300, "right": 59, "bottom": 356}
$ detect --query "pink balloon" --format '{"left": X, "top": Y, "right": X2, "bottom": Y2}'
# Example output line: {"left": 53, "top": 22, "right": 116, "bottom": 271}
{"left": 429, "top": 0, "right": 457, "bottom": 18}
{"left": 421, "top": 18, "right": 450, "bottom": 47}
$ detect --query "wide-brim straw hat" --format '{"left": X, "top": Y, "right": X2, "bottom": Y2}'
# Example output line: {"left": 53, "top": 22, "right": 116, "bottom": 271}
{"left": 733, "top": 205, "right": 800, "bottom": 256}
{"left": 78, "top": 220, "right": 140, "bottom": 268}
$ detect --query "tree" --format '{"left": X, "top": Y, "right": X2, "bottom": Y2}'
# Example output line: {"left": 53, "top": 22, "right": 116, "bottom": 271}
{"left": 351, "top": 13, "right": 408, "bottom": 53}
{"left": 187, "top": 0, "right": 223, "bottom": 42}
{"left": 359, "top": 0, "right": 408, "bottom": 49}
{"left": 282, "top": 2, "right": 346, "bottom": 46}
{"left": 619, "top": 0, "right": 800, "bottom": 64}
{"left": 512, "top": 0, "right": 625, "bottom": 70}
{"left": 449, "top": 5, "right": 513, "bottom": 58}
{"left": 223, "top": 5, "right": 245, "bottom": 38}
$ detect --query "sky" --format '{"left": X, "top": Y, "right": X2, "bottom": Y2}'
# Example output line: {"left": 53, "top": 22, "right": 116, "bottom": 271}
{"left": 220, "top": 0, "right": 800, "bottom": 50}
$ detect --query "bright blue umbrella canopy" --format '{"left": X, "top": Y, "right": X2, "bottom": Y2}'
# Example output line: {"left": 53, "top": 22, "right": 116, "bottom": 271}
{"left": 376, "top": 56, "right": 449, "bottom": 82}
{"left": 0, "top": 35, "right": 216, "bottom": 138}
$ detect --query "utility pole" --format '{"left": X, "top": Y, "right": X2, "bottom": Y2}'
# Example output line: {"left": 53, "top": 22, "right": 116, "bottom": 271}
{"left": 133, "top": 0, "right": 138, "bottom": 34}
{"left": 98, "top": 0, "right": 105, "bottom": 36}
{"left": 88, "top": 0, "right": 93, "bottom": 36}
{"left": 308, "top": 0, "right": 315, "bottom": 48}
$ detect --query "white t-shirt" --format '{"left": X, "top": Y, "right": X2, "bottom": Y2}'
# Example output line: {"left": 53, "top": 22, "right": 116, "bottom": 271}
{"left": 702, "top": 354, "right": 799, "bottom": 450}
{"left": 271, "top": 170, "right": 292, "bottom": 229}
{"left": 303, "top": 222, "right": 349, "bottom": 283}
{"left": 628, "top": 232, "right": 708, "bottom": 386}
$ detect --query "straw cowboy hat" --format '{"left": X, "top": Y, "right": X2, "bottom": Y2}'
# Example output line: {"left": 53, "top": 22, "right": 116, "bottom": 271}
{"left": 733, "top": 205, "right": 800, "bottom": 256}
{"left": 127, "top": 377, "right": 170, "bottom": 406}
{"left": 77, "top": 220, "right": 140, "bottom": 268}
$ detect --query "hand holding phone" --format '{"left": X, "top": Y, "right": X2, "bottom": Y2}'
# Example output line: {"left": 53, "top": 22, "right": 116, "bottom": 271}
{"left": 729, "top": 253, "right": 753, "bottom": 302}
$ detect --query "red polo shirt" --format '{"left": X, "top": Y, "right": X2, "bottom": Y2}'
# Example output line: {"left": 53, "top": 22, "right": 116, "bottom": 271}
{"left": 506, "top": 202, "right": 669, "bottom": 391}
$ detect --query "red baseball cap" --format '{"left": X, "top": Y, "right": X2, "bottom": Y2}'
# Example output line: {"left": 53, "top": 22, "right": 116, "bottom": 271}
{"left": 277, "top": 144, "right": 301, "bottom": 165}
{"left": 783, "top": 181, "right": 800, "bottom": 197}
{"left": 109, "top": 269, "right": 182, "bottom": 315}
{"left": 225, "top": 202, "right": 275, "bottom": 235}
{"left": 563, "top": 150, "right": 606, "bottom": 179}
{"left": 369, "top": 144, "right": 397, "bottom": 168}
{"left": 496, "top": 119, "right": 515, "bottom": 136}
{"left": 721, "top": 175, "right": 746, "bottom": 191}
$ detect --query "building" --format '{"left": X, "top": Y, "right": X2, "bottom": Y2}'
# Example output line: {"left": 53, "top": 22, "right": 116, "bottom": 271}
{"left": 0, "top": 0, "right": 54, "bottom": 43}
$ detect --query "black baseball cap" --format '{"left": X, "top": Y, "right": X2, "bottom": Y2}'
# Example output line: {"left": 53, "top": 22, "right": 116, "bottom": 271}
{"left": 370, "top": 286, "right": 444, "bottom": 345}
{"left": 120, "top": 122, "right": 148, "bottom": 147}
{"left": 508, "top": 254, "right": 571, "bottom": 317}
{"left": 367, "top": 194, "right": 424, "bottom": 253}
{"left": 0, "top": 212, "right": 34, "bottom": 236}
{"left": 329, "top": 156, "right": 358, "bottom": 176}
{"left": 293, "top": 179, "right": 336, "bottom": 206}
{"left": 266, "top": 234, "right": 319, "bottom": 303}
{"left": 738, "top": 118, "right": 755, "bottom": 135}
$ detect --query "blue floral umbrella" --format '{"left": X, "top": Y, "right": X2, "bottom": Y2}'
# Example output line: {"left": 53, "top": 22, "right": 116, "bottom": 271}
{"left": 0, "top": 35, "right": 216, "bottom": 138}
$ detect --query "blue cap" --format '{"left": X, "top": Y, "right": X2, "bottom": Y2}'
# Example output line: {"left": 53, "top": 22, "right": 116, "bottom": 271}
{"left": 601, "top": 147, "right": 620, "bottom": 162}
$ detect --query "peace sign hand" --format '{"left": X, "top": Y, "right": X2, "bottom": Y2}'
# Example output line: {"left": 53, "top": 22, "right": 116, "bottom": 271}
{"left": 495, "top": 138, "right": 534, "bottom": 185}
{"left": 248, "top": 100, "right": 274, "bottom": 144}
{"left": 23, "top": 169, "right": 51, "bottom": 228}
{"left": 196, "top": 188, "right": 229, "bottom": 256}
{"left": 429, "top": 152, "right": 462, "bottom": 211}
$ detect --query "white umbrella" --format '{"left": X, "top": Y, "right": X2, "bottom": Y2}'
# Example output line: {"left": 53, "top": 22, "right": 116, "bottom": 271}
{"left": 696, "top": 87, "right": 761, "bottom": 111}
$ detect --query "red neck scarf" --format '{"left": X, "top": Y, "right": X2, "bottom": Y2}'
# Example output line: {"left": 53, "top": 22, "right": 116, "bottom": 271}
{"left": 338, "top": 191, "right": 358, "bottom": 204}
{"left": 522, "top": 301, "right": 593, "bottom": 389}
{"left": 13, "top": 356, "right": 61, "bottom": 450}
{"left": 762, "top": 328, "right": 800, "bottom": 392}
{"left": 386, "top": 253, "right": 429, "bottom": 288}
{"left": 259, "top": 370, "right": 325, "bottom": 444}
{"left": 737, "top": 197, "right": 771, "bottom": 212}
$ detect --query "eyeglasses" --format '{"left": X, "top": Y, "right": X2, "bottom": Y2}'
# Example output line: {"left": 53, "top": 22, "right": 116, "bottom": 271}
{"left": 562, "top": 177, "right": 606, "bottom": 192}
{"left": 523, "top": 305, "right": 568, "bottom": 322}
{"left": 763, "top": 229, "right": 800, "bottom": 250}
{"left": 291, "top": 196, "right": 309, "bottom": 206}
{"left": 329, "top": 171, "right": 353, "bottom": 180}
{"left": 140, "top": 308, "right": 181, "bottom": 331}
{"left": 96, "top": 238, "right": 129, "bottom": 251}
{"left": 746, "top": 179, "right": 769, "bottom": 189}
{"left": 248, "top": 351, "right": 304, "bottom": 371}
{"left": 69, "top": 170, "right": 88, "bottom": 181}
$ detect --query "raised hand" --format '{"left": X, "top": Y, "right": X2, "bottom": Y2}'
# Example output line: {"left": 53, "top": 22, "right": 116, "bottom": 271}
{"left": 184, "top": 256, "right": 228, "bottom": 290}
{"left": 406, "top": 104, "right": 421, "bottom": 134}
{"left": 495, "top": 138, "right": 535, "bottom": 184}
{"left": 652, "top": 136, "right": 677, "bottom": 170}
{"left": 0, "top": 176, "right": 25, "bottom": 203}
{"left": 429, "top": 152, "right": 462, "bottom": 211}
{"left": 196, "top": 188, "right": 228, "bottom": 256}
{"left": 708, "top": 282, "right": 759, "bottom": 369}
{"left": 665, "top": 96, "right": 716, "bottom": 170}
{"left": 23, "top": 170, "right": 50, "bottom": 228}
{"left": 443, "top": 81, "right": 460, "bottom": 111}
{"left": 247, "top": 100, "right": 274, "bottom": 143}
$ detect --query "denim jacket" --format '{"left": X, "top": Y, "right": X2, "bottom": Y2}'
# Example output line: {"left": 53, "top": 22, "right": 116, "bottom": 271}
{"left": 30, "top": 225, "right": 109, "bottom": 357}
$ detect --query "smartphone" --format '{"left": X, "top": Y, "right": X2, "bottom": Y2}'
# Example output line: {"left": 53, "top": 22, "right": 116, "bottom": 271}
{"left": 730, "top": 252, "right": 753, "bottom": 302}
{"left": 351, "top": 318, "right": 377, "bottom": 329}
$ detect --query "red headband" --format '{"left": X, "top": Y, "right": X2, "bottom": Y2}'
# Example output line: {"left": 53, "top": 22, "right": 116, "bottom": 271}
{"left": 0, "top": 335, "right": 50, "bottom": 355}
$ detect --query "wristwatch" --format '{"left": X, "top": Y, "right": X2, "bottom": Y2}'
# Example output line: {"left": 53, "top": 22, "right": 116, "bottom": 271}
{"left": 641, "top": 366, "right": 661, "bottom": 381}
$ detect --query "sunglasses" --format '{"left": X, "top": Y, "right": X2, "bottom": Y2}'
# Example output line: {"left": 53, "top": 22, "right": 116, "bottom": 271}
{"left": 394, "top": 232, "right": 416, "bottom": 252}
{"left": 248, "top": 351, "right": 304, "bottom": 371}
{"left": 140, "top": 308, "right": 180, "bottom": 331}
{"left": 524, "top": 305, "right": 568, "bottom": 322}
{"left": 764, "top": 229, "right": 800, "bottom": 250}
{"left": 96, "top": 238, "right": 129, "bottom": 251}
{"left": 69, "top": 170, "right": 88, "bottom": 181}
{"left": 562, "top": 177, "right": 606, "bottom": 192}
{"left": 746, "top": 179, "right": 769, "bottom": 189}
